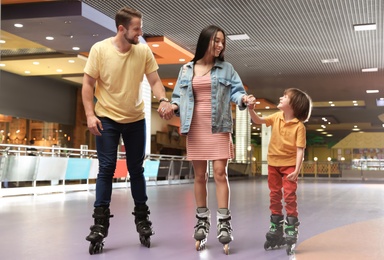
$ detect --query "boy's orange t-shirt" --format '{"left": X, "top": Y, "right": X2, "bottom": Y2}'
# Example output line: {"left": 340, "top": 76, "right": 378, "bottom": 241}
{"left": 264, "top": 111, "right": 306, "bottom": 167}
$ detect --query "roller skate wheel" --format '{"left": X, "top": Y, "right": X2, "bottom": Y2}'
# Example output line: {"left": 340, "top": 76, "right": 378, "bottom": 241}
{"left": 140, "top": 235, "right": 151, "bottom": 248}
{"left": 89, "top": 241, "right": 103, "bottom": 255}
{"left": 264, "top": 241, "right": 270, "bottom": 250}
{"left": 223, "top": 244, "right": 230, "bottom": 255}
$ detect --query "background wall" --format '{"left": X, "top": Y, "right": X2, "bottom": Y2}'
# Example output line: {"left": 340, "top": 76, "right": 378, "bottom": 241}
{"left": 0, "top": 71, "right": 78, "bottom": 125}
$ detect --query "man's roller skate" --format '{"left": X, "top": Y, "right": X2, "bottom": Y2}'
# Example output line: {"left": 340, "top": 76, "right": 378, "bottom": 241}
{"left": 132, "top": 204, "right": 154, "bottom": 248}
{"left": 264, "top": 214, "right": 286, "bottom": 250}
{"left": 284, "top": 216, "right": 300, "bottom": 255}
{"left": 193, "top": 207, "right": 210, "bottom": 251}
{"left": 86, "top": 207, "right": 114, "bottom": 255}
{"left": 217, "top": 208, "right": 233, "bottom": 255}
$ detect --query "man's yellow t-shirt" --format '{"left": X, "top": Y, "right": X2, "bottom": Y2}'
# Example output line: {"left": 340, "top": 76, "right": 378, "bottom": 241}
{"left": 265, "top": 111, "right": 306, "bottom": 167}
{"left": 84, "top": 38, "right": 159, "bottom": 123}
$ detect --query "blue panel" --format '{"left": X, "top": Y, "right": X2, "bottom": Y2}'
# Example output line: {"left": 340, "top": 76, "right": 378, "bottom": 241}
{"left": 65, "top": 158, "right": 91, "bottom": 180}
{"left": 143, "top": 160, "right": 160, "bottom": 178}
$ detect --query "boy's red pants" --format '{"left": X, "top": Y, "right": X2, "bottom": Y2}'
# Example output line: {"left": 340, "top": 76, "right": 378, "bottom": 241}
{"left": 268, "top": 165, "right": 298, "bottom": 217}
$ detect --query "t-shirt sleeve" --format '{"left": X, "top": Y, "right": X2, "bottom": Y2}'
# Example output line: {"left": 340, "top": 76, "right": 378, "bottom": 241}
{"left": 144, "top": 45, "right": 159, "bottom": 74}
{"left": 84, "top": 44, "right": 100, "bottom": 79}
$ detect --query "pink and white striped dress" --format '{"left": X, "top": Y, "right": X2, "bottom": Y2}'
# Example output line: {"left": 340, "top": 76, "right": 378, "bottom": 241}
{"left": 186, "top": 74, "right": 234, "bottom": 161}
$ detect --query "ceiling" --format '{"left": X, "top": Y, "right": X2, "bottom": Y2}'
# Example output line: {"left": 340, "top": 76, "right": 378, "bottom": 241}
{"left": 1, "top": 0, "right": 384, "bottom": 145}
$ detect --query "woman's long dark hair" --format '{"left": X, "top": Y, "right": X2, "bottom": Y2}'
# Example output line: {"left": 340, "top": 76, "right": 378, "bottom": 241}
{"left": 192, "top": 25, "right": 226, "bottom": 63}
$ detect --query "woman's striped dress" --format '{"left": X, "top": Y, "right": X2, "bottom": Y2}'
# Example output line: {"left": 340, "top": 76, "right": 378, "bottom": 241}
{"left": 186, "top": 74, "right": 234, "bottom": 161}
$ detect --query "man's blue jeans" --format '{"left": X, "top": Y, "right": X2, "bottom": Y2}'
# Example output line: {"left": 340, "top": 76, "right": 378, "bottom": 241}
{"left": 94, "top": 117, "right": 147, "bottom": 207}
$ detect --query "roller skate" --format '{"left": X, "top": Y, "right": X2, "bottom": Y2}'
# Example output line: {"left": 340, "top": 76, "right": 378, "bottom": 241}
{"left": 284, "top": 216, "right": 300, "bottom": 255}
{"left": 86, "top": 207, "right": 114, "bottom": 255}
{"left": 217, "top": 208, "right": 233, "bottom": 255}
{"left": 132, "top": 204, "right": 154, "bottom": 248}
{"left": 264, "top": 214, "right": 286, "bottom": 250}
{"left": 193, "top": 207, "right": 210, "bottom": 251}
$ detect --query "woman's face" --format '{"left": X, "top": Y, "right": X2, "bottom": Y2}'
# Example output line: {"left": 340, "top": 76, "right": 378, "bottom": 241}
{"left": 207, "top": 31, "right": 225, "bottom": 57}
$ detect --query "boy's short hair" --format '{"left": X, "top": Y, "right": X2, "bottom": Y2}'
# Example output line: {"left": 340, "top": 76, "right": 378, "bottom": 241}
{"left": 285, "top": 88, "right": 312, "bottom": 122}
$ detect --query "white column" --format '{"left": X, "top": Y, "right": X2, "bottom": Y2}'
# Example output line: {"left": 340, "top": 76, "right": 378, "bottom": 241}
{"left": 142, "top": 76, "right": 152, "bottom": 155}
{"left": 235, "top": 107, "right": 251, "bottom": 163}
{"left": 261, "top": 124, "right": 271, "bottom": 175}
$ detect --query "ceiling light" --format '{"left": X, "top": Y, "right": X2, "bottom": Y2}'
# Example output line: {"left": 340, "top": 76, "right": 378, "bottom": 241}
{"left": 326, "top": 134, "right": 333, "bottom": 137}
{"left": 32, "top": 62, "right": 39, "bottom": 65}
{"left": 72, "top": 47, "right": 80, "bottom": 51}
{"left": 152, "top": 44, "right": 160, "bottom": 47}
{"left": 56, "top": 69, "right": 63, "bottom": 73}
{"left": 179, "top": 58, "right": 185, "bottom": 62}
{"left": 354, "top": 23, "right": 376, "bottom": 31}
{"left": 68, "top": 60, "right": 75, "bottom": 63}
{"left": 352, "top": 128, "right": 360, "bottom": 131}
{"left": 265, "top": 106, "right": 270, "bottom": 109}
{"left": 227, "top": 34, "right": 250, "bottom": 40}
{"left": 330, "top": 104, "right": 335, "bottom": 106}
{"left": 366, "top": 90, "right": 379, "bottom": 94}
{"left": 14, "top": 23, "right": 23, "bottom": 28}
{"left": 46, "top": 36, "right": 54, "bottom": 40}
{"left": 0, "top": 64, "right": 5, "bottom": 67}
{"left": 362, "top": 68, "right": 378, "bottom": 72}
{"left": 24, "top": 70, "right": 30, "bottom": 74}
{"left": 167, "top": 82, "right": 173, "bottom": 86}
{"left": 321, "top": 58, "right": 339, "bottom": 63}
{"left": 0, "top": 40, "right": 5, "bottom": 44}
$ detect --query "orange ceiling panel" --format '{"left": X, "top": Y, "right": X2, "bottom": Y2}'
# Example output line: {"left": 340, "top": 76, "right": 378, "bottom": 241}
{"left": 146, "top": 36, "right": 193, "bottom": 65}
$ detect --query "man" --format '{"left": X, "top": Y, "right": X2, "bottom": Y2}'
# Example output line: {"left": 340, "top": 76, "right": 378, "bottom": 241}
{"left": 82, "top": 7, "right": 173, "bottom": 254}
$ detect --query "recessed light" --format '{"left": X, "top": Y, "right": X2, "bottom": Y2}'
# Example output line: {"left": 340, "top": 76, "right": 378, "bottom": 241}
{"left": 0, "top": 40, "right": 5, "bottom": 44}
{"left": 354, "top": 23, "right": 376, "bottom": 31}
{"left": 366, "top": 90, "right": 379, "bottom": 94}
{"left": 321, "top": 58, "right": 339, "bottom": 63}
{"left": 32, "top": 61, "right": 39, "bottom": 65}
{"left": 326, "top": 134, "right": 333, "bottom": 137}
{"left": 362, "top": 68, "right": 378, "bottom": 72}
{"left": 167, "top": 82, "right": 173, "bottom": 86}
{"left": 72, "top": 47, "right": 80, "bottom": 51}
{"left": 24, "top": 70, "right": 31, "bottom": 74}
{"left": 46, "top": 36, "right": 54, "bottom": 40}
{"left": 228, "top": 34, "right": 250, "bottom": 40}
{"left": 14, "top": 23, "right": 23, "bottom": 28}
{"left": 0, "top": 64, "right": 5, "bottom": 67}
{"left": 265, "top": 106, "right": 270, "bottom": 109}
{"left": 179, "top": 58, "right": 185, "bottom": 62}
{"left": 68, "top": 60, "right": 75, "bottom": 63}
{"left": 152, "top": 44, "right": 160, "bottom": 47}
{"left": 56, "top": 69, "right": 63, "bottom": 72}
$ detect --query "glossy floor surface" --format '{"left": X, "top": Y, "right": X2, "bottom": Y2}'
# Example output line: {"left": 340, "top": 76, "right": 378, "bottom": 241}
{"left": 1, "top": 177, "right": 383, "bottom": 260}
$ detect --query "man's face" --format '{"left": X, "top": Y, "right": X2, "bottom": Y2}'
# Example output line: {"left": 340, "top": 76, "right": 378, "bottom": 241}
{"left": 123, "top": 17, "right": 143, "bottom": 45}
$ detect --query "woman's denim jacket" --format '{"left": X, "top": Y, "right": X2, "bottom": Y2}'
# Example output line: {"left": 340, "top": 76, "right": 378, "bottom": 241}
{"left": 171, "top": 60, "right": 248, "bottom": 135}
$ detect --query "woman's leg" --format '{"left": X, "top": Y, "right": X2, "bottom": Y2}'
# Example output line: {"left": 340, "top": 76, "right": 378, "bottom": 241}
{"left": 192, "top": 160, "right": 208, "bottom": 207}
{"left": 212, "top": 159, "right": 229, "bottom": 209}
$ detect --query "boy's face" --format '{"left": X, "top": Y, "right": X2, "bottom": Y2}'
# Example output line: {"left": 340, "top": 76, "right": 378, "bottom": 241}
{"left": 277, "top": 93, "right": 291, "bottom": 110}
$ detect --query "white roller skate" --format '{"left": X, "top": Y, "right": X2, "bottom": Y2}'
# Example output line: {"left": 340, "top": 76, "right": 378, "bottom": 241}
{"left": 193, "top": 207, "right": 210, "bottom": 251}
{"left": 217, "top": 208, "right": 233, "bottom": 255}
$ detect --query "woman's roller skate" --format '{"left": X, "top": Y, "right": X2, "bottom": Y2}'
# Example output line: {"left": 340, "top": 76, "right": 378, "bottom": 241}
{"left": 86, "top": 207, "right": 114, "bottom": 255}
{"left": 193, "top": 207, "right": 210, "bottom": 251}
{"left": 132, "top": 204, "right": 154, "bottom": 248}
{"left": 217, "top": 208, "right": 233, "bottom": 255}
{"left": 284, "top": 216, "right": 300, "bottom": 255}
{"left": 264, "top": 214, "right": 286, "bottom": 250}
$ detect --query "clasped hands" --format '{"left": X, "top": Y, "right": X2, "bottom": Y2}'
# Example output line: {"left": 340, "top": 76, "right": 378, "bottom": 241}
{"left": 157, "top": 102, "right": 174, "bottom": 120}
{"left": 243, "top": 94, "right": 256, "bottom": 109}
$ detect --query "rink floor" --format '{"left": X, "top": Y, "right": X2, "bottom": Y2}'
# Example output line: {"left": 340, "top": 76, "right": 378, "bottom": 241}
{"left": 0, "top": 177, "right": 383, "bottom": 260}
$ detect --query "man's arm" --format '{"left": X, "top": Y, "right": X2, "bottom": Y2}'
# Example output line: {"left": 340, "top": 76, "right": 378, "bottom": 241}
{"left": 146, "top": 71, "right": 174, "bottom": 120}
{"left": 82, "top": 73, "right": 102, "bottom": 136}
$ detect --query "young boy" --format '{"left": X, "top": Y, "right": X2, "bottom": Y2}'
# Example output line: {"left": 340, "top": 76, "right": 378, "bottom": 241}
{"left": 247, "top": 88, "right": 312, "bottom": 255}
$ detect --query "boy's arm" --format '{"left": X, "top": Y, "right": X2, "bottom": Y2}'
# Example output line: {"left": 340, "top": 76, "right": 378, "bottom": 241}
{"left": 248, "top": 107, "right": 267, "bottom": 124}
{"left": 287, "top": 147, "right": 305, "bottom": 181}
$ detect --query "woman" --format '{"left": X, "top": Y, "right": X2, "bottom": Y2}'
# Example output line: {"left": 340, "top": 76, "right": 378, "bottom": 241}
{"left": 170, "top": 25, "right": 254, "bottom": 254}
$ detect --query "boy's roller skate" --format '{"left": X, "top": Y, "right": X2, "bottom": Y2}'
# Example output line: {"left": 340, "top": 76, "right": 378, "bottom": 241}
{"left": 86, "top": 207, "right": 114, "bottom": 255}
{"left": 284, "top": 216, "right": 300, "bottom": 255}
{"left": 193, "top": 207, "right": 210, "bottom": 251}
{"left": 217, "top": 208, "right": 233, "bottom": 255}
{"left": 264, "top": 214, "right": 286, "bottom": 250}
{"left": 132, "top": 204, "right": 154, "bottom": 248}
